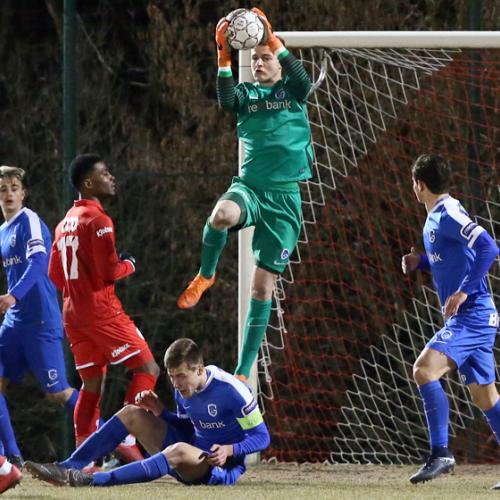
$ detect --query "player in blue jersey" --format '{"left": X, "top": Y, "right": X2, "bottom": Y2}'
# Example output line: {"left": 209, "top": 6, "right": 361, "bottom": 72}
{"left": 401, "top": 154, "right": 499, "bottom": 485}
{"left": 0, "top": 166, "right": 78, "bottom": 466}
{"left": 25, "top": 337, "right": 270, "bottom": 487}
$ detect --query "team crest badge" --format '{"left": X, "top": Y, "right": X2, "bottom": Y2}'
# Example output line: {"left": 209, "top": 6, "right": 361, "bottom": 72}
{"left": 440, "top": 329, "right": 453, "bottom": 341}
{"left": 207, "top": 404, "right": 218, "bottom": 417}
{"left": 9, "top": 235, "right": 16, "bottom": 247}
{"left": 275, "top": 88, "right": 286, "bottom": 100}
{"left": 429, "top": 229, "right": 436, "bottom": 243}
{"left": 48, "top": 369, "right": 58, "bottom": 381}
{"left": 280, "top": 248, "right": 290, "bottom": 260}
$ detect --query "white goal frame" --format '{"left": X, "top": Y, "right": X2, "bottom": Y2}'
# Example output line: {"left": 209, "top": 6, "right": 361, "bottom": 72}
{"left": 237, "top": 30, "right": 500, "bottom": 397}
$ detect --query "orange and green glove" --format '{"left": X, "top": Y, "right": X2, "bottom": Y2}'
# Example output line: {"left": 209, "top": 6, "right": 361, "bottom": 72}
{"left": 251, "top": 7, "right": 284, "bottom": 53}
{"left": 215, "top": 17, "right": 231, "bottom": 67}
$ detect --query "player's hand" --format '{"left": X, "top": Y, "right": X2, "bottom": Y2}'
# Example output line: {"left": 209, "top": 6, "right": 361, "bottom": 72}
{"left": 119, "top": 251, "right": 136, "bottom": 267}
{"left": 0, "top": 294, "right": 16, "bottom": 314}
{"left": 401, "top": 247, "right": 421, "bottom": 275}
{"left": 443, "top": 291, "right": 467, "bottom": 320}
{"left": 135, "top": 389, "right": 163, "bottom": 416}
{"left": 215, "top": 17, "right": 231, "bottom": 67}
{"left": 251, "top": 7, "right": 282, "bottom": 52}
{"left": 204, "top": 444, "right": 233, "bottom": 467}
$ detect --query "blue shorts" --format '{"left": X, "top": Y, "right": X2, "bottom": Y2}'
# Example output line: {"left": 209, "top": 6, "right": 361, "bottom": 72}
{"left": 160, "top": 418, "right": 246, "bottom": 486}
{"left": 0, "top": 324, "right": 71, "bottom": 393}
{"left": 427, "top": 303, "right": 499, "bottom": 385}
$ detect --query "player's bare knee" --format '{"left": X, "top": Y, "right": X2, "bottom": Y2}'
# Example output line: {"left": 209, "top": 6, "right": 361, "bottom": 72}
{"left": 116, "top": 404, "right": 144, "bottom": 432}
{"left": 163, "top": 442, "right": 189, "bottom": 466}
{"left": 413, "top": 363, "right": 433, "bottom": 385}
{"left": 210, "top": 207, "right": 235, "bottom": 230}
{"left": 251, "top": 280, "right": 274, "bottom": 301}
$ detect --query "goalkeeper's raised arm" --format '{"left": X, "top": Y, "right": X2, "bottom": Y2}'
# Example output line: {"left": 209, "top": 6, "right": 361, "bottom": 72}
{"left": 215, "top": 8, "right": 312, "bottom": 112}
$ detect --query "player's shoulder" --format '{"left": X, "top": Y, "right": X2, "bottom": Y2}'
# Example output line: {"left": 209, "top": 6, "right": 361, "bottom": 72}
{"left": 17, "top": 207, "right": 48, "bottom": 235}
{"left": 206, "top": 365, "right": 253, "bottom": 401}
{"left": 440, "top": 196, "right": 472, "bottom": 225}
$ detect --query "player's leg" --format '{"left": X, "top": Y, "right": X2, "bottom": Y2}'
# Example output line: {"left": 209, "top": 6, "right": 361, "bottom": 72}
{"left": 97, "top": 319, "right": 159, "bottom": 462}
{"left": 0, "top": 378, "right": 22, "bottom": 463}
{"left": 74, "top": 366, "right": 106, "bottom": 447}
{"left": 0, "top": 325, "right": 24, "bottom": 462}
{"left": 91, "top": 442, "right": 210, "bottom": 487}
{"left": 235, "top": 188, "right": 302, "bottom": 380}
{"left": 410, "top": 319, "right": 472, "bottom": 483}
{"left": 65, "top": 327, "right": 107, "bottom": 446}
{"left": 235, "top": 266, "right": 275, "bottom": 380}
{"left": 178, "top": 179, "right": 259, "bottom": 309}
{"left": 26, "top": 405, "right": 168, "bottom": 486}
{"left": 25, "top": 328, "right": 79, "bottom": 415}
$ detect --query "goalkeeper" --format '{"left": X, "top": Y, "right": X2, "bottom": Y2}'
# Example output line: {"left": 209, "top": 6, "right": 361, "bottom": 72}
{"left": 178, "top": 8, "right": 313, "bottom": 382}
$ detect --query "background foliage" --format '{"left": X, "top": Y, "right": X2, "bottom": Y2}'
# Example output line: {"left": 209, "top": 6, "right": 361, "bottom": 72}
{"left": 0, "top": 0, "right": 497, "bottom": 460}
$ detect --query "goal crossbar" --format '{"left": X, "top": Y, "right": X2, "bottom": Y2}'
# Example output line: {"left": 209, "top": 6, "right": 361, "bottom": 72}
{"left": 274, "top": 31, "right": 500, "bottom": 48}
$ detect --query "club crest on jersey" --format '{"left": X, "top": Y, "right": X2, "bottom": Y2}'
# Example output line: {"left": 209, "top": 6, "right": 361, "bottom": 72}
{"left": 280, "top": 248, "right": 290, "bottom": 260}
{"left": 207, "top": 404, "right": 218, "bottom": 417}
{"left": 439, "top": 329, "right": 453, "bottom": 341}
{"left": 428, "top": 229, "right": 436, "bottom": 243}
{"left": 9, "top": 235, "right": 15, "bottom": 247}
{"left": 48, "top": 369, "right": 58, "bottom": 381}
{"left": 275, "top": 88, "right": 286, "bottom": 100}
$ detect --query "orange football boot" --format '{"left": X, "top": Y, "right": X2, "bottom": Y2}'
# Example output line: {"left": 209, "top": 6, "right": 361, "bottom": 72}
{"left": 177, "top": 274, "right": 216, "bottom": 309}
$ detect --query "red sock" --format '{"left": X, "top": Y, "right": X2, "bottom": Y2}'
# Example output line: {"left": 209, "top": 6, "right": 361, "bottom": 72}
{"left": 123, "top": 373, "right": 157, "bottom": 406}
{"left": 74, "top": 389, "right": 101, "bottom": 447}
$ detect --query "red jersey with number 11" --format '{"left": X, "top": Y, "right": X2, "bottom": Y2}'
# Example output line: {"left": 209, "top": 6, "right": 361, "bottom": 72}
{"left": 48, "top": 199, "right": 135, "bottom": 328}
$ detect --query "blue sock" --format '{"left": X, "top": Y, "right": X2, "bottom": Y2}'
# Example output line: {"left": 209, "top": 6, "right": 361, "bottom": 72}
{"left": 62, "top": 415, "right": 128, "bottom": 469}
{"left": 92, "top": 452, "right": 170, "bottom": 486}
{"left": 0, "top": 394, "right": 20, "bottom": 457}
{"left": 64, "top": 389, "right": 79, "bottom": 415}
{"left": 418, "top": 380, "right": 450, "bottom": 455}
{"left": 483, "top": 399, "right": 500, "bottom": 444}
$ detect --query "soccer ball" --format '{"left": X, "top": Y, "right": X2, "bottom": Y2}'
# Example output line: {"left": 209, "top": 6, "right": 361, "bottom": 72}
{"left": 225, "top": 9, "right": 265, "bottom": 51}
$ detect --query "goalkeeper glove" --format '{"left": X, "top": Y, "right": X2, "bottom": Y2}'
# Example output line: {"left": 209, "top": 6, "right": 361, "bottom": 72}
{"left": 119, "top": 251, "right": 136, "bottom": 267}
{"left": 251, "top": 7, "right": 284, "bottom": 53}
{"left": 215, "top": 17, "right": 231, "bottom": 67}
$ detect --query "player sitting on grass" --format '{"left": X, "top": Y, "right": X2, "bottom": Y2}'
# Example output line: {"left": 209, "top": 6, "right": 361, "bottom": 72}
{"left": 402, "top": 154, "right": 499, "bottom": 485}
{"left": 177, "top": 7, "right": 313, "bottom": 382}
{"left": 25, "top": 338, "right": 270, "bottom": 487}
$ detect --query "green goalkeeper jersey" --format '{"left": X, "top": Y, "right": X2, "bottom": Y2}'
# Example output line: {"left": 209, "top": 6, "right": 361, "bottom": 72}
{"left": 217, "top": 50, "right": 313, "bottom": 190}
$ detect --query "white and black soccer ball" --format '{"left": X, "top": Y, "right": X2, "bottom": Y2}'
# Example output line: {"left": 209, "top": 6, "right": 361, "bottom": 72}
{"left": 225, "top": 9, "right": 265, "bottom": 51}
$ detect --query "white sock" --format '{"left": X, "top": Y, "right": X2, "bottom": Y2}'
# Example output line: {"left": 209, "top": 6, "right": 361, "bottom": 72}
{"left": 122, "top": 434, "right": 136, "bottom": 446}
{"left": 0, "top": 460, "right": 12, "bottom": 475}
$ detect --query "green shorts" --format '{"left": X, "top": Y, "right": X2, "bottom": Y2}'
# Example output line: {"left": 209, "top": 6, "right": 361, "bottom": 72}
{"left": 219, "top": 177, "right": 302, "bottom": 274}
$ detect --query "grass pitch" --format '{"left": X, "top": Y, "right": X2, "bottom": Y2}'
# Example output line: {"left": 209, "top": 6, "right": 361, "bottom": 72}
{"left": 5, "top": 463, "right": 500, "bottom": 499}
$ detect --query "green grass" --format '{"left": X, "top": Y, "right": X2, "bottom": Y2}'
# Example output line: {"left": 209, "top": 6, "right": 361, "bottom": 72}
{"left": 6, "top": 463, "right": 500, "bottom": 499}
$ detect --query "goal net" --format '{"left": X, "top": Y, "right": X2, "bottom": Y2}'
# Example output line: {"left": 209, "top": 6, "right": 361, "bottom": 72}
{"left": 239, "top": 32, "right": 500, "bottom": 464}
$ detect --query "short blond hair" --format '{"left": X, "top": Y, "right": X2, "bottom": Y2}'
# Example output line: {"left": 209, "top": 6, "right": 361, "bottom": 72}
{"left": 0, "top": 166, "right": 25, "bottom": 183}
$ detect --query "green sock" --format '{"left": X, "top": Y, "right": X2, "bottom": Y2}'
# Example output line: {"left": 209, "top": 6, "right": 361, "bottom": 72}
{"left": 235, "top": 298, "right": 272, "bottom": 378}
{"left": 199, "top": 221, "right": 228, "bottom": 279}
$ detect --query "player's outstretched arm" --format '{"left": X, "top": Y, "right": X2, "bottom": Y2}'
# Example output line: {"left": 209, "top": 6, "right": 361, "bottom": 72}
{"left": 215, "top": 16, "right": 246, "bottom": 113}
{"left": 401, "top": 246, "right": 429, "bottom": 275}
{"left": 252, "top": 7, "right": 312, "bottom": 101}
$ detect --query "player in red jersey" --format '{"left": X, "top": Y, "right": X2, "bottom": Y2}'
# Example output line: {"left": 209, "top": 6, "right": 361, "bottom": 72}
{"left": 49, "top": 154, "right": 160, "bottom": 459}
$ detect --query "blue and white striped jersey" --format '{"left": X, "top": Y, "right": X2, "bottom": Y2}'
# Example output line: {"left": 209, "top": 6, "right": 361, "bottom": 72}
{"left": 423, "top": 195, "right": 492, "bottom": 307}
{"left": 0, "top": 207, "right": 62, "bottom": 328}
{"left": 175, "top": 365, "right": 265, "bottom": 453}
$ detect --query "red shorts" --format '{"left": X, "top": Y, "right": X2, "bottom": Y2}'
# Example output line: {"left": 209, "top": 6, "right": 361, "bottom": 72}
{"left": 66, "top": 314, "right": 154, "bottom": 371}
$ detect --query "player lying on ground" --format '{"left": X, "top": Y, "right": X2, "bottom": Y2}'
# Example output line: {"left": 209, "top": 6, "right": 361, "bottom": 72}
{"left": 25, "top": 337, "right": 270, "bottom": 487}
{"left": 48, "top": 154, "right": 159, "bottom": 462}
{"left": 0, "top": 166, "right": 78, "bottom": 467}
{"left": 177, "top": 7, "right": 313, "bottom": 382}
{"left": 402, "top": 154, "right": 499, "bottom": 486}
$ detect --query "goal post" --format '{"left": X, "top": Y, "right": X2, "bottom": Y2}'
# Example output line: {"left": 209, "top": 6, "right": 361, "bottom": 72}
{"left": 238, "top": 31, "right": 500, "bottom": 464}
